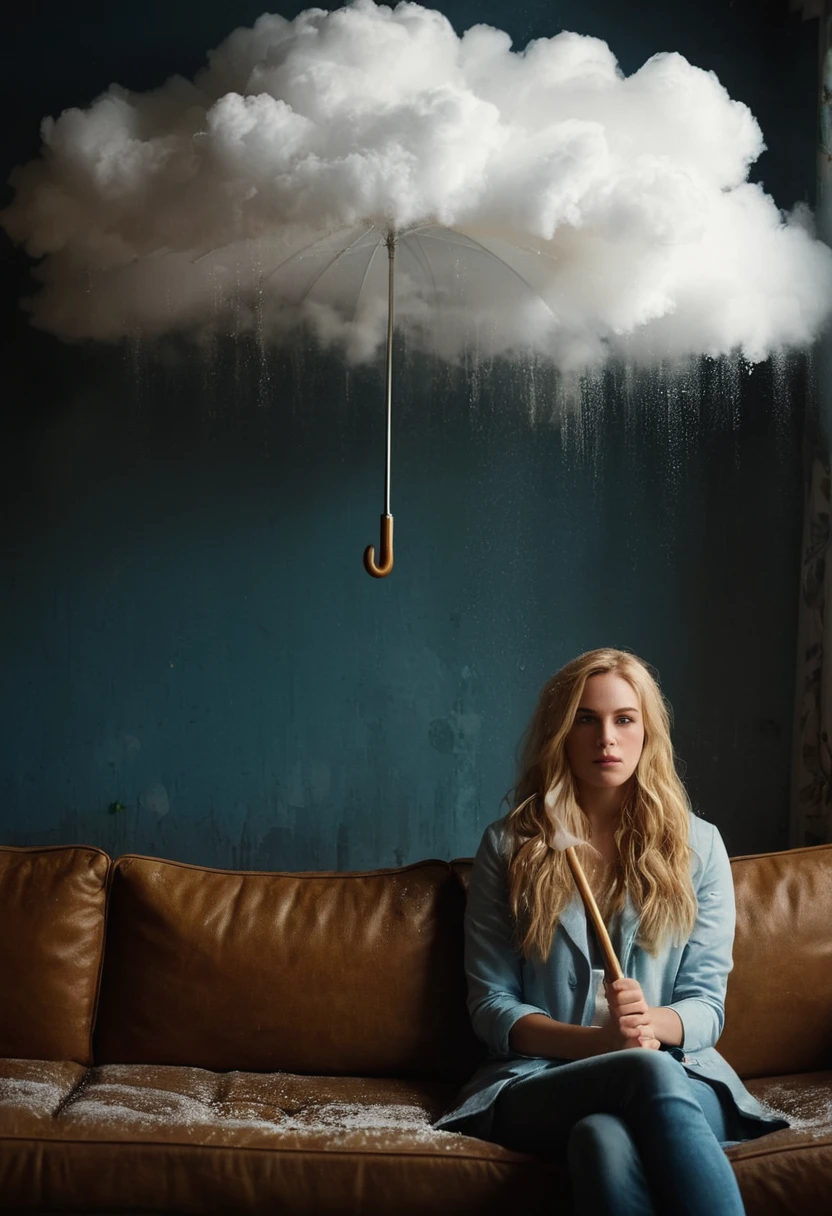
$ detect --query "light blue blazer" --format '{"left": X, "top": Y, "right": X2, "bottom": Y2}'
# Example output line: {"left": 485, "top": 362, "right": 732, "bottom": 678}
{"left": 435, "top": 813, "right": 787, "bottom": 1140}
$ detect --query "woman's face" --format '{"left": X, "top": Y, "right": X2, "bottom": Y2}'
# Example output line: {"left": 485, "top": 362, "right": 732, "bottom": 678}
{"left": 564, "top": 672, "right": 645, "bottom": 792}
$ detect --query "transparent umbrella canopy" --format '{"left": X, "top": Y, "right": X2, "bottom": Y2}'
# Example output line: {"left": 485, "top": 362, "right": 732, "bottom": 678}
{"left": 261, "top": 222, "right": 560, "bottom": 578}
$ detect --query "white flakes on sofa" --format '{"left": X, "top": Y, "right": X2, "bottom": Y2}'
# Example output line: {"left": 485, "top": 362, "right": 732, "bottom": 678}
{"left": 70, "top": 1083, "right": 274, "bottom": 1129}
{"left": 35, "top": 1066, "right": 463, "bottom": 1148}
{"left": 294, "top": 1102, "right": 451, "bottom": 1139}
{"left": 757, "top": 1082, "right": 832, "bottom": 1138}
{"left": 0, "top": 1075, "right": 66, "bottom": 1115}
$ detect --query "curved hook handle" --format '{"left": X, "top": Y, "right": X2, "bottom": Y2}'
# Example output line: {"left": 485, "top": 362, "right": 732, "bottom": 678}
{"left": 363, "top": 513, "right": 394, "bottom": 578}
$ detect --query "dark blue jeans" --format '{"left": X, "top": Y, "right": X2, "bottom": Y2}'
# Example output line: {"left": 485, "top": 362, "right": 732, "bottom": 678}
{"left": 492, "top": 1049, "right": 745, "bottom": 1216}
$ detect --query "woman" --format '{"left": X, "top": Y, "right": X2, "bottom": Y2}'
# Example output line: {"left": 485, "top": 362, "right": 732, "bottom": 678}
{"left": 435, "top": 648, "right": 787, "bottom": 1216}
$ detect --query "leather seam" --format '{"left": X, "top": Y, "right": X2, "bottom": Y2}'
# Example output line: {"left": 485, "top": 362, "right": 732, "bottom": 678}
{"left": 3, "top": 1130, "right": 828, "bottom": 1163}
{"left": 728, "top": 1138, "right": 832, "bottom": 1162}
{"left": 110, "top": 855, "right": 454, "bottom": 879}
{"left": 88, "top": 855, "right": 117, "bottom": 1064}
{"left": 0, "top": 845, "right": 111, "bottom": 860}
{"left": 0, "top": 1134, "right": 545, "bottom": 1166}
{"left": 52, "top": 1068, "right": 92, "bottom": 1119}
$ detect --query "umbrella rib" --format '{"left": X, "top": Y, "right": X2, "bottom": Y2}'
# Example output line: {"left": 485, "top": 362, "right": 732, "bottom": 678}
{"left": 261, "top": 223, "right": 377, "bottom": 291}
{"left": 416, "top": 230, "right": 561, "bottom": 326}
{"left": 405, "top": 235, "right": 440, "bottom": 305}
{"left": 401, "top": 235, "right": 441, "bottom": 360}
{"left": 284, "top": 229, "right": 381, "bottom": 317}
{"left": 408, "top": 223, "right": 559, "bottom": 264}
{"left": 191, "top": 223, "right": 367, "bottom": 270}
{"left": 348, "top": 236, "right": 385, "bottom": 328}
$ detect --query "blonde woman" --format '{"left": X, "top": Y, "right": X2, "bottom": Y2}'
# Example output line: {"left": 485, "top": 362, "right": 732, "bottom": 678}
{"left": 435, "top": 649, "right": 787, "bottom": 1216}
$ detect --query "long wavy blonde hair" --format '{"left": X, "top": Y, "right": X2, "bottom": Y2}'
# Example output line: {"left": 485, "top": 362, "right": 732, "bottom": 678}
{"left": 506, "top": 648, "right": 697, "bottom": 962}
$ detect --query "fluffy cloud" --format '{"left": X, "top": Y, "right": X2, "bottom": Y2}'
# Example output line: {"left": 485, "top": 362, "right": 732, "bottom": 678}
{"left": 2, "top": 0, "right": 830, "bottom": 369}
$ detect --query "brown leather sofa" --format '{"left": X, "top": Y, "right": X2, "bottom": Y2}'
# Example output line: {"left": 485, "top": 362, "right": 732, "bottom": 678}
{"left": 0, "top": 839, "right": 830, "bottom": 1214}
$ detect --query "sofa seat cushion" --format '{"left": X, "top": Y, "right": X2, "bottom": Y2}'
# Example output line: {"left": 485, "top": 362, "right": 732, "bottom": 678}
{"left": 727, "top": 1072, "right": 832, "bottom": 1214}
{"left": 4, "top": 1062, "right": 828, "bottom": 1216}
{"left": 0, "top": 1059, "right": 561, "bottom": 1215}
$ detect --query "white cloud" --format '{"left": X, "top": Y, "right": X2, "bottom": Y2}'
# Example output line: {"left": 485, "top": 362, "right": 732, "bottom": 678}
{"left": 2, "top": 0, "right": 830, "bottom": 369}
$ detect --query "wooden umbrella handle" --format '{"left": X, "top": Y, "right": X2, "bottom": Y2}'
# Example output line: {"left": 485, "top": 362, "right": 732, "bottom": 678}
{"left": 564, "top": 846, "right": 624, "bottom": 982}
{"left": 363, "top": 513, "right": 394, "bottom": 578}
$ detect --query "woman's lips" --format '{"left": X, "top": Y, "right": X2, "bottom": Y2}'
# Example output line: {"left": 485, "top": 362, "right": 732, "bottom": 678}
{"left": 594, "top": 758, "right": 621, "bottom": 765}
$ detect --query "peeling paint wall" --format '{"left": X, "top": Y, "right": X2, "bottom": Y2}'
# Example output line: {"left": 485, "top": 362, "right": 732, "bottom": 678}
{"left": 0, "top": 0, "right": 820, "bottom": 866}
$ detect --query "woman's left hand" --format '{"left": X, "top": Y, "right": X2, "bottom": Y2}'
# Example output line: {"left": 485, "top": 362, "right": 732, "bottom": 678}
{"left": 633, "top": 1025, "right": 661, "bottom": 1050}
{"left": 606, "top": 978, "right": 660, "bottom": 1050}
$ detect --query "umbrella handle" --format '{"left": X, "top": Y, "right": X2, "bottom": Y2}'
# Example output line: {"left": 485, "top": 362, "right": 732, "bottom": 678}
{"left": 564, "top": 846, "right": 624, "bottom": 982}
{"left": 363, "top": 513, "right": 394, "bottom": 578}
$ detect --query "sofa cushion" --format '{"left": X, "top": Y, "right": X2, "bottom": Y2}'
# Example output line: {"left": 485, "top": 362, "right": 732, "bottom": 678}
{"left": 95, "top": 855, "right": 483, "bottom": 1079}
{"left": 0, "top": 1058, "right": 562, "bottom": 1215}
{"left": 718, "top": 843, "right": 832, "bottom": 1078}
{"left": 0, "top": 845, "right": 110, "bottom": 1066}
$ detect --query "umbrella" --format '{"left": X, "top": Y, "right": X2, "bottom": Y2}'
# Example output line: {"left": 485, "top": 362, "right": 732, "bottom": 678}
{"left": 259, "top": 222, "right": 560, "bottom": 578}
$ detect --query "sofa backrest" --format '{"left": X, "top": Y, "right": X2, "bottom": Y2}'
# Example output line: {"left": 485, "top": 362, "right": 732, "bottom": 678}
{"left": 717, "top": 842, "right": 832, "bottom": 1078}
{"left": 4, "top": 837, "right": 828, "bottom": 1080}
{"left": 0, "top": 845, "right": 110, "bottom": 1065}
{"left": 94, "top": 854, "right": 483, "bottom": 1079}
{"left": 452, "top": 843, "right": 832, "bottom": 1079}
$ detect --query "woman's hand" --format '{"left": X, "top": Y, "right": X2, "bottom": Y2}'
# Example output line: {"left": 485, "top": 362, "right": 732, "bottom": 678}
{"left": 602, "top": 978, "right": 661, "bottom": 1052}
{"left": 595, "top": 1017, "right": 661, "bottom": 1053}
{"left": 607, "top": 977, "right": 647, "bottom": 1021}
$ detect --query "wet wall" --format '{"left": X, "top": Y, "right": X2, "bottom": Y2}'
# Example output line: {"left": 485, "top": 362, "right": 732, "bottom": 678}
{"left": 0, "top": 0, "right": 819, "bottom": 865}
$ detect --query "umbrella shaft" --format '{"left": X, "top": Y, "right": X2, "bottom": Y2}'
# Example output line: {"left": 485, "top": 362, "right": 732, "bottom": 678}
{"left": 384, "top": 233, "right": 395, "bottom": 516}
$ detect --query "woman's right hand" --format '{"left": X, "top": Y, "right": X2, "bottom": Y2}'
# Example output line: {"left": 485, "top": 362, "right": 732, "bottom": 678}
{"left": 596, "top": 1016, "right": 661, "bottom": 1053}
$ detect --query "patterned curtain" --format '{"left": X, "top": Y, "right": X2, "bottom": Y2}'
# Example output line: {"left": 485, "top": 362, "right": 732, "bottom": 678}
{"left": 791, "top": 0, "right": 832, "bottom": 847}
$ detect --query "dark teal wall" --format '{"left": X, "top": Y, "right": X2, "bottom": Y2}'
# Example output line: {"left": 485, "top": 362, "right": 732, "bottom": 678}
{"left": 0, "top": 1, "right": 819, "bottom": 865}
